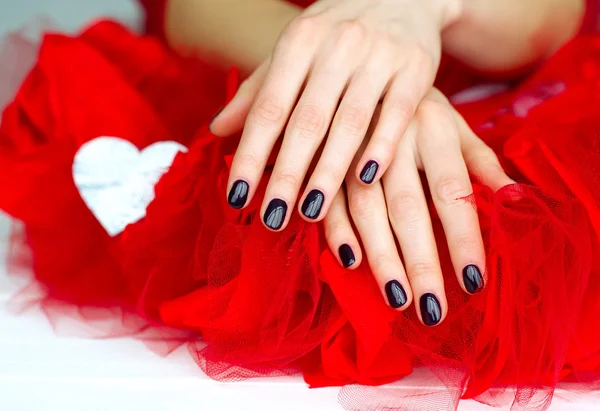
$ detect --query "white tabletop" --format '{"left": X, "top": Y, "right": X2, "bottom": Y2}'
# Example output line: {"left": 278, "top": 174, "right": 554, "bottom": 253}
{"left": 0, "top": 2, "right": 597, "bottom": 410}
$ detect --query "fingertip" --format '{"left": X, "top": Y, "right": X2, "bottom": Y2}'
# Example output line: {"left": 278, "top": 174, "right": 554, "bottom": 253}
{"left": 384, "top": 279, "right": 411, "bottom": 311}
{"left": 418, "top": 292, "right": 445, "bottom": 327}
{"left": 357, "top": 159, "right": 380, "bottom": 185}
{"left": 299, "top": 189, "right": 326, "bottom": 221}
{"left": 227, "top": 179, "right": 250, "bottom": 210}
{"left": 338, "top": 243, "right": 360, "bottom": 269}
{"left": 462, "top": 264, "right": 485, "bottom": 295}
{"left": 262, "top": 198, "right": 289, "bottom": 231}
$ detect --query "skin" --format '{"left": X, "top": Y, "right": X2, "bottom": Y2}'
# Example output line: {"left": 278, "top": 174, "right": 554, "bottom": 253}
{"left": 165, "top": 0, "right": 584, "bottom": 324}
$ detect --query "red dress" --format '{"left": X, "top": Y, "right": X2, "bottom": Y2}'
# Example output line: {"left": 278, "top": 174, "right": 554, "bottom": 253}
{"left": 1, "top": 1, "right": 599, "bottom": 410}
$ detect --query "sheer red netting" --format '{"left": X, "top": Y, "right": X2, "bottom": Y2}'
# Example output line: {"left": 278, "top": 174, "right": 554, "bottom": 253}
{"left": 1, "top": 4, "right": 600, "bottom": 411}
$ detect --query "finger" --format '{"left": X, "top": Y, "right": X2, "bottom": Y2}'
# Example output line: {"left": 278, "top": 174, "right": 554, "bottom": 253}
{"left": 416, "top": 95, "right": 486, "bottom": 296}
{"left": 299, "top": 37, "right": 394, "bottom": 222}
{"left": 264, "top": 22, "right": 365, "bottom": 229}
{"left": 210, "top": 61, "right": 269, "bottom": 137}
{"left": 382, "top": 122, "right": 446, "bottom": 326}
{"left": 456, "top": 113, "right": 516, "bottom": 191}
{"left": 324, "top": 186, "right": 362, "bottom": 269}
{"left": 346, "top": 174, "right": 412, "bottom": 310}
{"left": 356, "top": 53, "right": 434, "bottom": 185}
{"left": 226, "top": 17, "right": 322, "bottom": 211}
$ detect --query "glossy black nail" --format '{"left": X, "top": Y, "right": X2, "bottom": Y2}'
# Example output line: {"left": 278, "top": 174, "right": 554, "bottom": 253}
{"left": 227, "top": 180, "right": 249, "bottom": 209}
{"left": 301, "top": 189, "right": 325, "bottom": 220}
{"left": 338, "top": 244, "right": 356, "bottom": 268}
{"left": 420, "top": 293, "right": 442, "bottom": 326}
{"left": 360, "top": 160, "right": 379, "bottom": 184}
{"left": 263, "top": 198, "right": 287, "bottom": 230}
{"left": 463, "top": 264, "right": 484, "bottom": 294}
{"left": 385, "top": 280, "right": 407, "bottom": 309}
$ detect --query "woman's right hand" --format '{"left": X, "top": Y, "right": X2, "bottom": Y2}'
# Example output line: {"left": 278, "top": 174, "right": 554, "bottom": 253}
{"left": 323, "top": 88, "right": 514, "bottom": 326}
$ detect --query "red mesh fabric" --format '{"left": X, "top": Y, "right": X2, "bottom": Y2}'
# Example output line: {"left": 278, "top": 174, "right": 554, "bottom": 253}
{"left": 1, "top": 13, "right": 600, "bottom": 411}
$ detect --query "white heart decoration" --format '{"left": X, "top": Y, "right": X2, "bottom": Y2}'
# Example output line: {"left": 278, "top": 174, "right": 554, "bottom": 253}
{"left": 73, "top": 136, "right": 188, "bottom": 237}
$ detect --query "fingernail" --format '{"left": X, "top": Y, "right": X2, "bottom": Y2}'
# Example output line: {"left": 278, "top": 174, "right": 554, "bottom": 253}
{"left": 463, "top": 264, "right": 484, "bottom": 294}
{"left": 263, "top": 198, "right": 287, "bottom": 230}
{"left": 227, "top": 180, "right": 249, "bottom": 209}
{"left": 420, "top": 293, "right": 442, "bottom": 326}
{"left": 301, "top": 189, "right": 324, "bottom": 220}
{"left": 338, "top": 244, "right": 356, "bottom": 268}
{"left": 385, "top": 280, "right": 407, "bottom": 309}
{"left": 360, "top": 160, "right": 379, "bottom": 184}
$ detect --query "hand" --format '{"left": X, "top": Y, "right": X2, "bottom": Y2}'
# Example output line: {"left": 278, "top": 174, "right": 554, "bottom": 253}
{"left": 211, "top": 0, "right": 464, "bottom": 231}
{"left": 322, "top": 88, "right": 514, "bottom": 326}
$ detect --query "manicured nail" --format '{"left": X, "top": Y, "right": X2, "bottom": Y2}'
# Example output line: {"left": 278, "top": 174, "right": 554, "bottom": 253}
{"left": 385, "top": 280, "right": 407, "bottom": 309}
{"left": 463, "top": 264, "right": 484, "bottom": 294}
{"left": 263, "top": 198, "right": 287, "bottom": 230}
{"left": 420, "top": 293, "right": 442, "bottom": 326}
{"left": 338, "top": 244, "right": 356, "bottom": 268}
{"left": 227, "top": 180, "right": 249, "bottom": 209}
{"left": 360, "top": 160, "right": 379, "bottom": 184}
{"left": 301, "top": 189, "right": 324, "bottom": 220}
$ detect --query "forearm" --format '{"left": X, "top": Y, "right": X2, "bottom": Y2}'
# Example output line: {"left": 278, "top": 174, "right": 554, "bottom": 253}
{"left": 165, "top": 0, "right": 301, "bottom": 73}
{"left": 442, "top": 0, "right": 585, "bottom": 74}
{"left": 164, "top": 0, "right": 585, "bottom": 77}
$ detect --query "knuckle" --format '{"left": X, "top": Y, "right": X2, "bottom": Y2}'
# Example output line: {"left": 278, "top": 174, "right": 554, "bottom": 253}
{"left": 319, "top": 163, "right": 346, "bottom": 187}
{"left": 235, "top": 153, "right": 261, "bottom": 171}
{"left": 250, "top": 96, "right": 284, "bottom": 128}
{"left": 283, "top": 16, "right": 322, "bottom": 43}
{"left": 336, "top": 20, "right": 367, "bottom": 45}
{"left": 325, "top": 216, "right": 346, "bottom": 239}
{"left": 349, "top": 187, "right": 376, "bottom": 219}
{"left": 451, "top": 232, "right": 481, "bottom": 253}
{"left": 370, "top": 252, "right": 393, "bottom": 273}
{"left": 373, "top": 135, "right": 397, "bottom": 160}
{"left": 410, "top": 44, "right": 436, "bottom": 72}
{"left": 388, "top": 100, "right": 414, "bottom": 126}
{"left": 291, "top": 105, "right": 325, "bottom": 137}
{"left": 336, "top": 104, "right": 370, "bottom": 135}
{"left": 388, "top": 190, "right": 421, "bottom": 223}
{"left": 418, "top": 97, "right": 452, "bottom": 123}
{"left": 407, "top": 261, "right": 439, "bottom": 282}
{"left": 372, "top": 35, "right": 396, "bottom": 53}
{"left": 434, "top": 176, "right": 472, "bottom": 205}
{"left": 273, "top": 169, "right": 301, "bottom": 189}
{"left": 465, "top": 145, "right": 500, "bottom": 175}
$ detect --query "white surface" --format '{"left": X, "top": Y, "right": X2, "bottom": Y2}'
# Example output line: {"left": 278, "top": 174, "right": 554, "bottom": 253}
{"left": 0, "top": 2, "right": 598, "bottom": 410}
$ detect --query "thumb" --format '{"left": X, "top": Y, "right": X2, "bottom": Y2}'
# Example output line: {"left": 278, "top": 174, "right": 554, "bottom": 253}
{"left": 209, "top": 59, "right": 270, "bottom": 137}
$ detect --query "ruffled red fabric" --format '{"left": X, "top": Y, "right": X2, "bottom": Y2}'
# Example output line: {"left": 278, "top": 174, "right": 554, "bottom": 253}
{"left": 2, "top": 13, "right": 600, "bottom": 411}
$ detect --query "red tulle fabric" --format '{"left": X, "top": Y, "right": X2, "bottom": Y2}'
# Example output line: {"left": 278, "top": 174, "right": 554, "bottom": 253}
{"left": 2, "top": 7, "right": 600, "bottom": 411}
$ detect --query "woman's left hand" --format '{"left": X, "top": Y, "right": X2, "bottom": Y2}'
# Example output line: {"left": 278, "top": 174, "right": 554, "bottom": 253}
{"left": 212, "top": 0, "right": 463, "bottom": 231}
{"left": 323, "top": 88, "right": 515, "bottom": 326}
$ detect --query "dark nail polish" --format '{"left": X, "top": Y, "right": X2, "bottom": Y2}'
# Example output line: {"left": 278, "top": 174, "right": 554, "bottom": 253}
{"left": 338, "top": 244, "right": 356, "bottom": 268}
{"left": 360, "top": 160, "right": 379, "bottom": 184}
{"left": 263, "top": 198, "right": 287, "bottom": 230}
{"left": 463, "top": 264, "right": 484, "bottom": 294}
{"left": 420, "top": 293, "right": 442, "bottom": 326}
{"left": 301, "top": 189, "right": 324, "bottom": 220}
{"left": 227, "top": 180, "right": 249, "bottom": 209}
{"left": 385, "top": 280, "right": 407, "bottom": 309}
